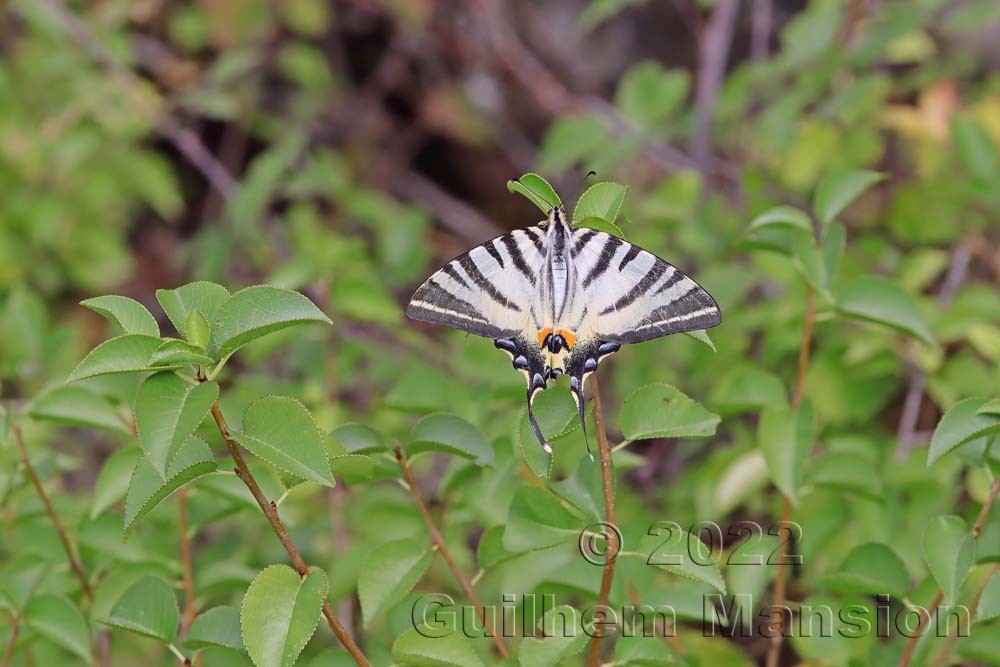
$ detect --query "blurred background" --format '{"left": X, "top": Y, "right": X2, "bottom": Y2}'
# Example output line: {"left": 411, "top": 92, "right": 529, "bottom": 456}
{"left": 3, "top": 0, "right": 1000, "bottom": 665}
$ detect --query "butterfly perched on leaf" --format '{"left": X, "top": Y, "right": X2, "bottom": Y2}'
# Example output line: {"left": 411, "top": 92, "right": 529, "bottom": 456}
{"left": 406, "top": 180, "right": 721, "bottom": 457}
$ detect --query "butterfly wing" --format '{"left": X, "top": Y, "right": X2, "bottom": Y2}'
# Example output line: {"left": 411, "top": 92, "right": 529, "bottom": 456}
{"left": 570, "top": 229, "right": 721, "bottom": 345}
{"left": 406, "top": 227, "right": 547, "bottom": 339}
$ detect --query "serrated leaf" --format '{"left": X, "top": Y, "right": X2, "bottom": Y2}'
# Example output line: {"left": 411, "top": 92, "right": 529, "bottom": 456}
{"left": 186, "top": 309, "right": 211, "bottom": 350}
{"left": 504, "top": 486, "right": 583, "bottom": 553}
{"left": 185, "top": 606, "right": 245, "bottom": 651}
{"left": 92, "top": 448, "right": 142, "bottom": 519}
{"left": 478, "top": 526, "right": 514, "bottom": 570}
{"left": 148, "top": 339, "right": 215, "bottom": 367}
{"left": 124, "top": 436, "right": 217, "bottom": 535}
{"left": 507, "top": 173, "right": 562, "bottom": 213}
{"left": 358, "top": 539, "right": 432, "bottom": 626}
{"left": 923, "top": 516, "right": 975, "bottom": 605}
{"left": 822, "top": 543, "right": 909, "bottom": 598}
{"left": 758, "top": 402, "right": 813, "bottom": 504}
{"left": 837, "top": 277, "right": 935, "bottom": 347}
{"left": 235, "top": 396, "right": 334, "bottom": 487}
{"left": 518, "top": 605, "right": 589, "bottom": 667}
{"left": 517, "top": 389, "right": 579, "bottom": 477}
{"left": 135, "top": 373, "right": 219, "bottom": 475}
{"left": 684, "top": 328, "right": 716, "bottom": 351}
{"left": 976, "top": 575, "right": 1000, "bottom": 624}
{"left": 211, "top": 286, "right": 332, "bottom": 360}
{"left": 156, "top": 282, "right": 230, "bottom": 336}
{"left": 407, "top": 414, "right": 494, "bottom": 467}
{"left": 81, "top": 295, "right": 159, "bottom": 337}
{"left": 813, "top": 170, "right": 884, "bottom": 226}
{"left": 576, "top": 216, "right": 626, "bottom": 239}
{"left": 25, "top": 594, "right": 92, "bottom": 661}
{"left": 67, "top": 334, "right": 168, "bottom": 383}
{"left": 102, "top": 575, "right": 179, "bottom": 643}
{"left": 928, "top": 398, "right": 1000, "bottom": 467}
{"left": 747, "top": 205, "right": 813, "bottom": 234}
{"left": 979, "top": 399, "right": 1000, "bottom": 416}
{"left": 392, "top": 622, "right": 485, "bottom": 667}
{"left": 329, "top": 454, "right": 374, "bottom": 484}
{"left": 330, "top": 423, "right": 385, "bottom": 454}
{"left": 636, "top": 526, "right": 726, "bottom": 593}
{"left": 29, "top": 385, "right": 130, "bottom": 434}
{"left": 241, "top": 565, "right": 328, "bottom": 667}
{"left": 573, "top": 182, "right": 628, "bottom": 224}
{"left": 619, "top": 383, "right": 720, "bottom": 444}
{"left": 614, "top": 634, "right": 678, "bottom": 665}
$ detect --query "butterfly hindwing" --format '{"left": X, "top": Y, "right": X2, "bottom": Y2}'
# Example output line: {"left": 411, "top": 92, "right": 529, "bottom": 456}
{"left": 406, "top": 228, "right": 547, "bottom": 339}
{"left": 569, "top": 228, "right": 721, "bottom": 345}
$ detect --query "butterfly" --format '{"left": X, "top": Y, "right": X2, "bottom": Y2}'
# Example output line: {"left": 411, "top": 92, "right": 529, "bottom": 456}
{"left": 406, "top": 205, "right": 721, "bottom": 457}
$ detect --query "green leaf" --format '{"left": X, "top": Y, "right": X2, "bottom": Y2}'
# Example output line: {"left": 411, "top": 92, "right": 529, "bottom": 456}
{"left": 392, "top": 622, "right": 485, "bottom": 667}
{"left": 613, "top": 634, "right": 678, "bottom": 665}
{"left": 923, "top": 516, "right": 975, "bottom": 605}
{"left": 820, "top": 221, "right": 846, "bottom": 285}
{"left": 757, "top": 402, "right": 813, "bottom": 504}
{"left": 747, "top": 205, "right": 813, "bottom": 234}
{"left": 235, "top": 396, "right": 335, "bottom": 487}
{"left": 67, "top": 334, "right": 169, "bottom": 383}
{"left": 813, "top": 170, "right": 884, "bottom": 226}
{"left": 619, "top": 383, "right": 720, "bottom": 444}
{"left": 809, "top": 451, "right": 882, "bottom": 502}
{"left": 837, "top": 277, "right": 935, "bottom": 347}
{"left": 25, "top": 594, "right": 91, "bottom": 661}
{"left": 976, "top": 575, "right": 1000, "bottom": 624}
{"left": 358, "top": 539, "right": 433, "bottom": 626}
{"left": 135, "top": 373, "right": 218, "bottom": 475}
{"left": 241, "top": 565, "right": 328, "bottom": 667}
{"left": 330, "top": 423, "right": 385, "bottom": 454}
{"left": 575, "top": 216, "right": 626, "bottom": 239}
{"left": 186, "top": 309, "right": 211, "bottom": 350}
{"left": 636, "top": 525, "right": 727, "bottom": 593}
{"left": 102, "top": 575, "right": 179, "bottom": 643}
{"left": 615, "top": 61, "right": 689, "bottom": 125}
{"left": 951, "top": 116, "right": 999, "bottom": 183}
{"left": 979, "top": 399, "right": 1000, "bottom": 416}
{"left": 185, "top": 606, "right": 245, "bottom": 652}
{"left": 81, "top": 295, "right": 159, "bottom": 337}
{"left": 0, "top": 557, "right": 50, "bottom": 612}
{"left": 709, "top": 365, "right": 786, "bottom": 414}
{"left": 684, "top": 329, "right": 716, "bottom": 351}
{"left": 329, "top": 455, "right": 375, "bottom": 484}
{"left": 507, "top": 173, "right": 562, "bottom": 213}
{"left": 538, "top": 115, "right": 608, "bottom": 173}
{"left": 822, "top": 543, "right": 909, "bottom": 598}
{"left": 29, "top": 385, "right": 130, "bottom": 434}
{"left": 928, "top": 398, "right": 1000, "bottom": 467}
{"left": 504, "top": 486, "right": 583, "bottom": 553}
{"left": 156, "top": 282, "right": 230, "bottom": 337}
{"left": 148, "top": 339, "right": 216, "bottom": 367}
{"left": 124, "top": 436, "right": 217, "bottom": 535}
{"left": 517, "top": 389, "right": 579, "bottom": 477}
{"left": 573, "top": 182, "right": 628, "bottom": 224}
{"left": 211, "top": 286, "right": 332, "bottom": 360}
{"left": 518, "top": 605, "right": 589, "bottom": 667}
{"left": 406, "top": 414, "right": 494, "bottom": 467}
{"left": 91, "top": 448, "right": 142, "bottom": 519}
{"left": 791, "top": 229, "right": 832, "bottom": 300}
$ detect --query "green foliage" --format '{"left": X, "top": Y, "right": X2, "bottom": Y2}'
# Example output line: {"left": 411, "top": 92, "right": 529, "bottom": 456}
{"left": 241, "top": 565, "right": 328, "bottom": 667}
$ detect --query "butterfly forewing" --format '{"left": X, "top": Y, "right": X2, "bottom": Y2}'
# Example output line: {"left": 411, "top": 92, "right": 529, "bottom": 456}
{"left": 405, "top": 228, "right": 545, "bottom": 340}
{"left": 569, "top": 228, "right": 721, "bottom": 345}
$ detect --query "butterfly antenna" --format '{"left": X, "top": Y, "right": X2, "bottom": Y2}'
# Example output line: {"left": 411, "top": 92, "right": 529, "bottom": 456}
{"left": 528, "top": 400, "right": 552, "bottom": 454}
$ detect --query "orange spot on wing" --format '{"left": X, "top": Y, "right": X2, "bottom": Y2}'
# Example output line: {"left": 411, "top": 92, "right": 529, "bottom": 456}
{"left": 537, "top": 327, "right": 553, "bottom": 348}
{"left": 557, "top": 329, "right": 576, "bottom": 349}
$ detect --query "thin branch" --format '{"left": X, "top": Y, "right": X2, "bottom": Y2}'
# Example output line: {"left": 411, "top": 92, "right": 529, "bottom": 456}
{"left": 10, "top": 419, "right": 93, "bottom": 601}
{"left": 392, "top": 172, "right": 503, "bottom": 244}
{"left": 26, "top": 0, "right": 237, "bottom": 200}
{"left": 208, "top": 402, "right": 371, "bottom": 667}
{"left": 1, "top": 616, "right": 20, "bottom": 667}
{"left": 895, "top": 245, "right": 972, "bottom": 460}
{"left": 394, "top": 448, "right": 510, "bottom": 658}
{"left": 692, "top": 0, "right": 740, "bottom": 170}
{"left": 765, "top": 284, "right": 816, "bottom": 667}
{"left": 586, "top": 374, "right": 617, "bottom": 667}
{"left": 898, "top": 476, "right": 1000, "bottom": 667}
{"left": 178, "top": 488, "right": 197, "bottom": 636}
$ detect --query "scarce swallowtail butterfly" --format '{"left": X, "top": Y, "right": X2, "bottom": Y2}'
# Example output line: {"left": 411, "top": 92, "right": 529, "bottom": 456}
{"left": 406, "top": 205, "right": 721, "bottom": 457}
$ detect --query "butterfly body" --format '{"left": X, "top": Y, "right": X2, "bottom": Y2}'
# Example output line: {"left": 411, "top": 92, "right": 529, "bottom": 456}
{"left": 407, "top": 206, "right": 721, "bottom": 454}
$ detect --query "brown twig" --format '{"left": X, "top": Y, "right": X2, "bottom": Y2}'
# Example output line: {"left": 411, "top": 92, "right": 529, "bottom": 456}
{"left": 178, "top": 488, "right": 197, "bottom": 636}
{"left": 586, "top": 374, "right": 617, "bottom": 667}
{"left": 1, "top": 616, "right": 20, "bottom": 667}
{"left": 765, "top": 283, "right": 816, "bottom": 667}
{"left": 10, "top": 420, "right": 93, "bottom": 601}
{"left": 751, "top": 0, "right": 774, "bottom": 61}
{"left": 208, "top": 402, "right": 371, "bottom": 667}
{"left": 692, "top": 0, "right": 739, "bottom": 170}
{"left": 393, "top": 447, "right": 510, "bottom": 658}
{"left": 898, "top": 476, "right": 1000, "bottom": 667}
